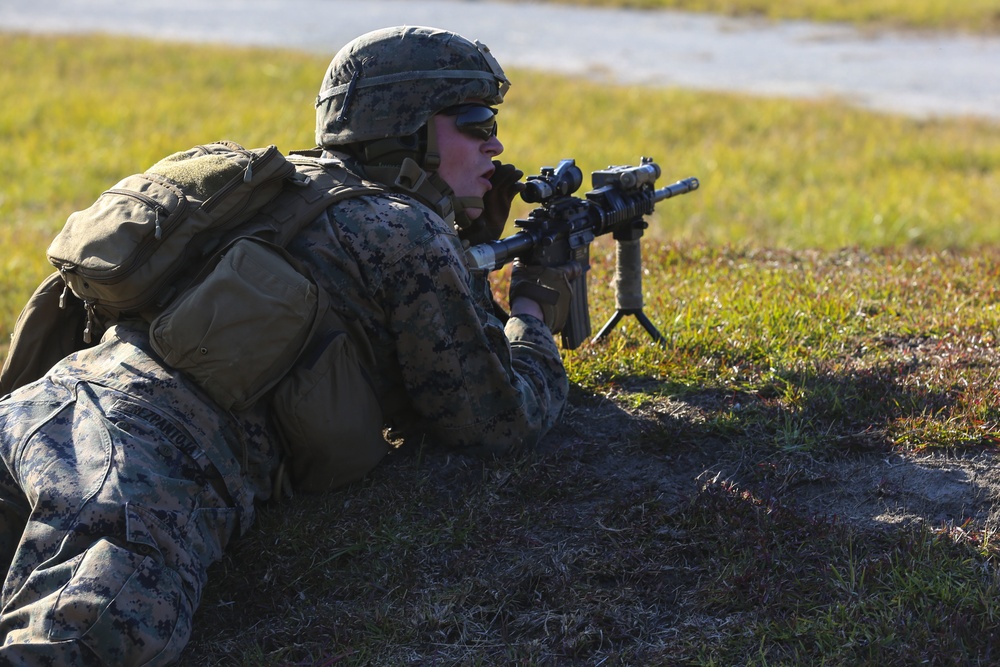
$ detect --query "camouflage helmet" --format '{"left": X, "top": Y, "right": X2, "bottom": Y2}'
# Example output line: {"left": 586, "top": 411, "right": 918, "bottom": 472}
{"left": 315, "top": 26, "right": 511, "bottom": 148}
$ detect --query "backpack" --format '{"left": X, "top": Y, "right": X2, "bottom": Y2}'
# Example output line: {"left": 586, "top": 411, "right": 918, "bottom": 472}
{"left": 1, "top": 141, "right": 391, "bottom": 493}
{"left": 2, "top": 141, "right": 367, "bottom": 389}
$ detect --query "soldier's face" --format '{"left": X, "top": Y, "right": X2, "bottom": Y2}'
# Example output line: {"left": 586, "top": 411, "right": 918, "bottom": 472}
{"left": 432, "top": 105, "right": 504, "bottom": 220}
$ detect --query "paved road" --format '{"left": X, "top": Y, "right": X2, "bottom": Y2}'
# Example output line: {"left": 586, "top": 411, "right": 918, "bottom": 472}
{"left": 2, "top": 0, "right": 999, "bottom": 121}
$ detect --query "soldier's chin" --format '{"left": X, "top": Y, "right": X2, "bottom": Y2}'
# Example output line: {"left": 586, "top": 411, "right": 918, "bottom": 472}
{"left": 465, "top": 207, "right": 484, "bottom": 220}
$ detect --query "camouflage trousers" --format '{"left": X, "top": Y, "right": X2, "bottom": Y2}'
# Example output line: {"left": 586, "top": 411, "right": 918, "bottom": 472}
{"left": 0, "top": 378, "right": 242, "bottom": 666}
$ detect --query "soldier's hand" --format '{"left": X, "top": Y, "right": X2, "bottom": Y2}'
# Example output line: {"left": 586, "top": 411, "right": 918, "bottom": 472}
{"left": 509, "top": 260, "right": 582, "bottom": 334}
{"left": 460, "top": 161, "right": 523, "bottom": 246}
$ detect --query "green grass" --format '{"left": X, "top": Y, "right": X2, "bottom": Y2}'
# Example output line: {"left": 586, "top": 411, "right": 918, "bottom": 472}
{"left": 5, "top": 31, "right": 1000, "bottom": 666}
{"left": 2, "top": 32, "right": 998, "bottom": 343}
{"left": 526, "top": 0, "right": 1000, "bottom": 34}
{"left": 584, "top": 245, "right": 1000, "bottom": 449}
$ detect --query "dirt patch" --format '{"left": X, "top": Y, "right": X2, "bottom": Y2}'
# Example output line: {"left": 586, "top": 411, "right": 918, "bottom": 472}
{"left": 550, "top": 386, "right": 1000, "bottom": 536}
{"left": 780, "top": 450, "right": 1000, "bottom": 531}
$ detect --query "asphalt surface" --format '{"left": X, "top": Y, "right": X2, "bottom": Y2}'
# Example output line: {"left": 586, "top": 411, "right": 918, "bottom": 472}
{"left": 2, "top": 0, "right": 999, "bottom": 121}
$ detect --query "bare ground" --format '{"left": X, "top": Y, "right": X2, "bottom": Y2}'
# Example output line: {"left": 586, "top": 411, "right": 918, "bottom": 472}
{"left": 553, "top": 385, "right": 1000, "bottom": 535}
{"left": 185, "top": 379, "right": 1000, "bottom": 663}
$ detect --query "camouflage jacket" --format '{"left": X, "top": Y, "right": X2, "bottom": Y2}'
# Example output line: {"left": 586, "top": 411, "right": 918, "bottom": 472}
{"left": 285, "top": 171, "right": 569, "bottom": 454}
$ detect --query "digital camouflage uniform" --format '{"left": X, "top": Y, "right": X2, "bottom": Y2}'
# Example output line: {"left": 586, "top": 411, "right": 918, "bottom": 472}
{"left": 305, "top": 25, "right": 568, "bottom": 451}
{"left": 0, "top": 24, "right": 567, "bottom": 666}
{"left": 0, "top": 324, "right": 278, "bottom": 665}
{"left": 287, "top": 169, "right": 568, "bottom": 452}
{"left": 0, "top": 190, "right": 566, "bottom": 664}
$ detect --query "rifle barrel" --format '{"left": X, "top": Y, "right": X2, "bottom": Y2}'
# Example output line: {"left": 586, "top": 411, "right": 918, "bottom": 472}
{"left": 654, "top": 177, "right": 699, "bottom": 202}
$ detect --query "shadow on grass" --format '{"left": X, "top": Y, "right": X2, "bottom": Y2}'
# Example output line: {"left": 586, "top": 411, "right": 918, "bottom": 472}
{"left": 633, "top": 350, "right": 975, "bottom": 461}
{"left": 185, "top": 364, "right": 1000, "bottom": 665}
{"left": 618, "top": 350, "right": 1000, "bottom": 527}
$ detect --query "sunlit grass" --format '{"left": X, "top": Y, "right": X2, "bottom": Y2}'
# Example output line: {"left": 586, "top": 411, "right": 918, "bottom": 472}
{"left": 560, "top": 243, "right": 1000, "bottom": 455}
{"left": 0, "top": 34, "right": 317, "bottom": 230}
{"left": 504, "top": 75, "right": 1000, "bottom": 251}
{"left": 5, "top": 32, "right": 1000, "bottom": 666}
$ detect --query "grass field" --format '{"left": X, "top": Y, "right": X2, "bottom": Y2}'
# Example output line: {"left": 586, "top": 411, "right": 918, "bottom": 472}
{"left": 530, "top": 0, "right": 1000, "bottom": 34}
{"left": 3, "top": 18, "right": 1000, "bottom": 666}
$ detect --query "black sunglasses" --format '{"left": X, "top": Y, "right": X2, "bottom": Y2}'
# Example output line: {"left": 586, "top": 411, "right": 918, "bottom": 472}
{"left": 440, "top": 103, "right": 498, "bottom": 141}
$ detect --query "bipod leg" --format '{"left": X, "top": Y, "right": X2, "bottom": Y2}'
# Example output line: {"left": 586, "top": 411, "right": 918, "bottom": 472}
{"left": 634, "top": 309, "right": 665, "bottom": 344}
{"left": 591, "top": 232, "right": 664, "bottom": 345}
{"left": 593, "top": 309, "right": 625, "bottom": 342}
{"left": 593, "top": 308, "right": 664, "bottom": 344}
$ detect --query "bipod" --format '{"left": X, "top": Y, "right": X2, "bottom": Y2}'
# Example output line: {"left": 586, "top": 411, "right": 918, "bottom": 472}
{"left": 592, "top": 220, "right": 665, "bottom": 345}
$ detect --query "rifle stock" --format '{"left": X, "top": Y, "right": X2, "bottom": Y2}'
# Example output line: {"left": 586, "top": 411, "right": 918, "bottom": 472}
{"left": 468, "top": 158, "right": 699, "bottom": 349}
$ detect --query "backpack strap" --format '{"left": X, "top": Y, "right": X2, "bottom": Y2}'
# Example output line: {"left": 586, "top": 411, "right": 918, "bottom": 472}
{"left": 251, "top": 152, "right": 387, "bottom": 248}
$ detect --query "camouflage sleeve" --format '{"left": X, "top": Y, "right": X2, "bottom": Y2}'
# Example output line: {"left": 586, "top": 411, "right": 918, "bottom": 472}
{"left": 381, "top": 215, "right": 568, "bottom": 453}
{"left": 291, "top": 193, "right": 567, "bottom": 454}
{"left": 501, "top": 312, "right": 570, "bottom": 443}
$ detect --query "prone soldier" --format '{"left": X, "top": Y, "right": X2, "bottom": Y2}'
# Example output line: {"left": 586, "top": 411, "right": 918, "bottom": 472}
{"left": 0, "top": 25, "right": 573, "bottom": 665}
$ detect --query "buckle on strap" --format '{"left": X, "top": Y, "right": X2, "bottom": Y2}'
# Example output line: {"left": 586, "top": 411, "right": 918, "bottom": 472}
{"left": 394, "top": 158, "right": 428, "bottom": 193}
{"left": 475, "top": 40, "right": 511, "bottom": 98}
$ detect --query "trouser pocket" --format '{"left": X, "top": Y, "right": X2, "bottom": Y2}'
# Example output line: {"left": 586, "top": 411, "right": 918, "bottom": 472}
{"left": 0, "top": 385, "right": 239, "bottom": 665}
{"left": 45, "top": 537, "right": 191, "bottom": 666}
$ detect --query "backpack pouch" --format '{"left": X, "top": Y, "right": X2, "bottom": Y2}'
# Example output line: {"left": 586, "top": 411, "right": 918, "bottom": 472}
{"left": 149, "top": 237, "right": 319, "bottom": 411}
{"left": 47, "top": 174, "right": 189, "bottom": 311}
{"left": 271, "top": 306, "right": 389, "bottom": 493}
{"left": 0, "top": 272, "right": 101, "bottom": 395}
{"left": 47, "top": 143, "right": 294, "bottom": 319}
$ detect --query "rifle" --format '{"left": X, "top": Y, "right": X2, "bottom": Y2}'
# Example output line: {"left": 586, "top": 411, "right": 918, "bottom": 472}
{"left": 467, "top": 157, "right": 699, "bottom": 349}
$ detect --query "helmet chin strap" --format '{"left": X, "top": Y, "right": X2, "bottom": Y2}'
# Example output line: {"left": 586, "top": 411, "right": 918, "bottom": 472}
{"left": 360, "top": 119, "right": 482, "bottom": 231}
{"left": 452, "top": 196, "right": 484, "bottom": 229}
{"left": 366, "top": 159, "right": 459, "bottom": 225}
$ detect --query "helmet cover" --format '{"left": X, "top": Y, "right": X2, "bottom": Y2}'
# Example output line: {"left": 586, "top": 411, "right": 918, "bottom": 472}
{"left": 316, "top": 25, "right": 511, "bottom": 147}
